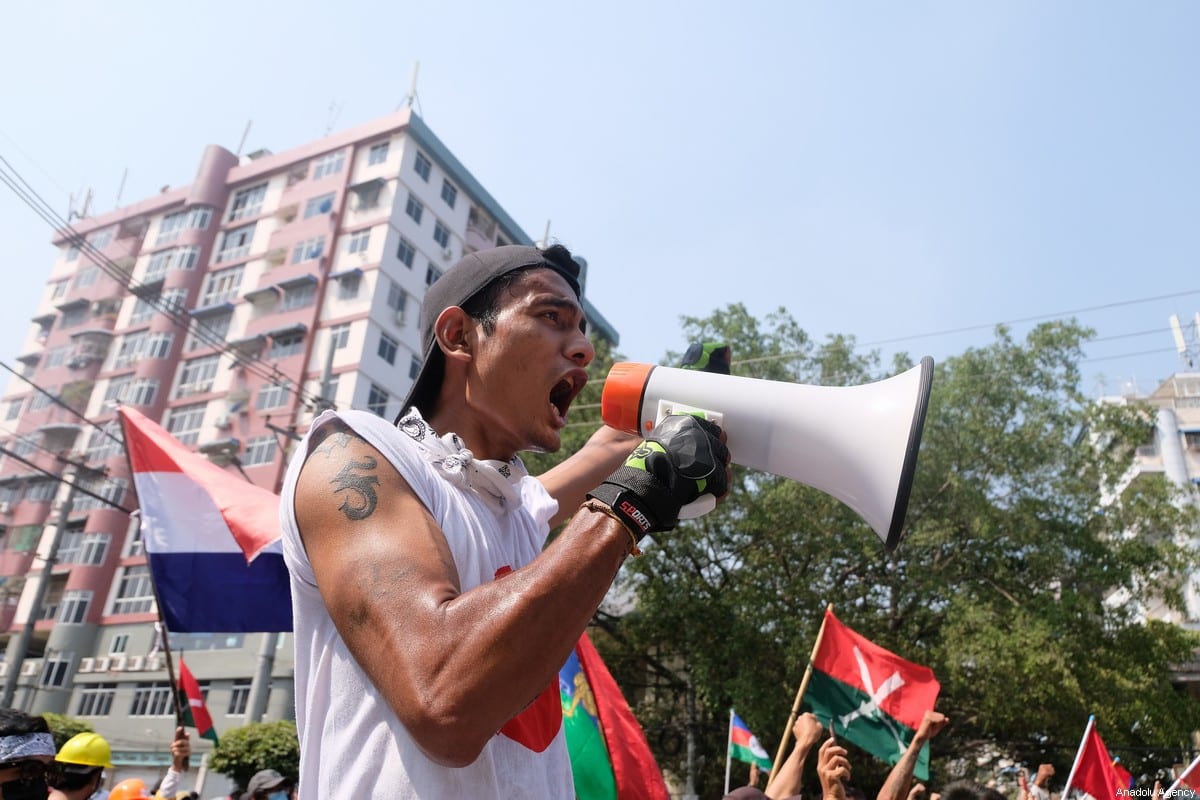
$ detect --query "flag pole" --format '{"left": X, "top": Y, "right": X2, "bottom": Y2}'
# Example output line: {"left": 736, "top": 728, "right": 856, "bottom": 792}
{"left": 724, "top": 708, "right": 734, "bottom": 796}
{"left": 768, "top": 603, "right": 833, "bottom": 785}
{"left": 1165, "top": 753, "right": 1200, "bottom": 798}
{"left": 1061, "top": 714, "right": 1095, "bottom": 800}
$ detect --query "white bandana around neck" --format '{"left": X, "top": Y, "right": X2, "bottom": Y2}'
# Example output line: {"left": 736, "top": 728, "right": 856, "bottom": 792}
{"left": 396, "top": 408, "right": 526, "bottom": 514}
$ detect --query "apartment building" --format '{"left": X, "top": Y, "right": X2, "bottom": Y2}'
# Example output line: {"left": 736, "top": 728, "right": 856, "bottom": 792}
{"left": 0, "top": 107, "right": 616, "bottom": 783}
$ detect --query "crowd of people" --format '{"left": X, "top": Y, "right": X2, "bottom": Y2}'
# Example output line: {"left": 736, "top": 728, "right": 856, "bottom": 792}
{"left": 0, "top": 707, "right": 291, "bottom": 800}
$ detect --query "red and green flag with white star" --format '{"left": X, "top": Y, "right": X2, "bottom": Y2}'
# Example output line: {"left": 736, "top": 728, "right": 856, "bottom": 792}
{"left": 178, "top": 658, "right": 219, "bottom": 745}
{"left": 803, "top": 608, "right": 939, "bottom": 779}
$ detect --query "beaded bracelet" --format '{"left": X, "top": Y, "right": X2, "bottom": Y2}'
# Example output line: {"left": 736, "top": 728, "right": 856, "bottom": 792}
{"left": 581, "top": 499, "right": 643, "bottom": 557}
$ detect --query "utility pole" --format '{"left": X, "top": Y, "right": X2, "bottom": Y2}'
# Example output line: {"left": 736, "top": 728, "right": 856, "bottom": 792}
{"left": 1, "top": 471, "right": 80, "bottom": 707}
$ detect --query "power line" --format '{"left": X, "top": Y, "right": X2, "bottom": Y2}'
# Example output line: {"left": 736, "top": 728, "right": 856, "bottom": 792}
{"left": 0, "top": 152, "right": 332, "bottom": 411}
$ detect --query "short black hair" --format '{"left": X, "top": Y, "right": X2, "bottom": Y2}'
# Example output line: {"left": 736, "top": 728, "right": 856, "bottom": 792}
{"left": 0, "top": 707, "right": 49, "bottom": 737}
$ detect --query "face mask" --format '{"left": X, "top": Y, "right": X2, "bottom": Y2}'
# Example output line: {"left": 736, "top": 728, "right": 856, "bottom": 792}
{"left": 267, "top": 792, "right": 289, "bottom": 800}
{"left": 0, "top": 775, "right": 49, "bottom": 800}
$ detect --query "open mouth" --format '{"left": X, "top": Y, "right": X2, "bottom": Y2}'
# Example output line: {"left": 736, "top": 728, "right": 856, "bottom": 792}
{"left": 549, "top": 371, "right": 588, "bottom": 420}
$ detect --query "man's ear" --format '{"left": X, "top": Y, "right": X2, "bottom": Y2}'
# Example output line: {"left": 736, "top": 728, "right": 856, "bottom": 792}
{"left": 434, "top": 306, "right": 474, "bottom": 365}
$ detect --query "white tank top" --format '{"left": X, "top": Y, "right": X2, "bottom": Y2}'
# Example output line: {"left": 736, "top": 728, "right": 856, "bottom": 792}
{"left": 279, "top": 409, "right": 574, "bottom": 799}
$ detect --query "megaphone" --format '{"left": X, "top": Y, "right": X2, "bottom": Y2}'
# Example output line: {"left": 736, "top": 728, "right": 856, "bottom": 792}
{"left": 600, "top": 356, "right": 934, "bottom": 551}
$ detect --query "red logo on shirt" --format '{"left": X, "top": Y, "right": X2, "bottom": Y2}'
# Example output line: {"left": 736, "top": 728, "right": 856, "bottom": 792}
{"left": 493, "top": 566, "right": 563, "bottom": 752}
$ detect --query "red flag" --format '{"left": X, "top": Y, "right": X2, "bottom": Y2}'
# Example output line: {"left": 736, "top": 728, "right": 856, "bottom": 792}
{"left": 178, "top": 659, "right": 218, "bottom": 745}
{"left": 1112, "top": 761, "right": 1133, "bottom": 791}
{"left": 1066, "top": 718, "right": 1123, "bottom": 800}
{"left": 574, "top": 632, "right": 669, "bottom": 800}
{"left": 1166, "top": 753, "right": 1200, "bottom": 797}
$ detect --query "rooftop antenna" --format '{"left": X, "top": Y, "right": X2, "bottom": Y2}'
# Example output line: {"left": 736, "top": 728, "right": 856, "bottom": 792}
{"left": 114, "top": 167, "right": 128, "bottom": 209}
{"left": 325, "top": 100, "right": 344, "bottom": 136}
{"left": 1169, "top": 313, "right": 1197, "bottom": 369}
{"left": 540, "top": 219, "right": 552, "bottom": 249}
{"left": 400, "top": 60, "right": 423, "bottom": 116}
{"left": 235, "top": 120, "right": 253, "bottom": 158}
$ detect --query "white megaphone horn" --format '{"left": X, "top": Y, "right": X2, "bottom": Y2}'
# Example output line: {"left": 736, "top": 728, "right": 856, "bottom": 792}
{"left": 600, "top": 356, "right": 935, "bottom": 551}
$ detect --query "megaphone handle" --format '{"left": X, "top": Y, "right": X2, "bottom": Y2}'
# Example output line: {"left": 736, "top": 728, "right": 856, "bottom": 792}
{"left": 678, "top": 494, "right": 717, "bottom": 520}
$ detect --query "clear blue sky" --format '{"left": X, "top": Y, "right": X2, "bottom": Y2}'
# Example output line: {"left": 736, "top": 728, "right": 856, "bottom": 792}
{"left": 2, "top": 1, "right": 1197, "bottom": 398}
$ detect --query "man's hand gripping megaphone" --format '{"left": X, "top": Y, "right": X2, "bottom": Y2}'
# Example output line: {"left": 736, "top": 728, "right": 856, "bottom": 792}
{"left": 586, "top": 343, "right": 733, "bottom": 540}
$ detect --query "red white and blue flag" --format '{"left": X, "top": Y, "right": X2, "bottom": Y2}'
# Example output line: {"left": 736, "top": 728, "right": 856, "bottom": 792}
{"left": 119, "top": 406, "right": 292, "bottom": 633}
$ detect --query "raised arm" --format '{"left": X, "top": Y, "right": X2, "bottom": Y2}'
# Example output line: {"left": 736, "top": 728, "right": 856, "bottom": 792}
{"left": 818, "top": 737, "right": 852, "bottom": 800}
{"left": 877, "top": 711, "right": 948, "bottom": 800}
{"left": 538, "top": 423, "right": 640, "bottom": 528}
{"left": 765, "top": 712, "right": 825, "bottom": 799}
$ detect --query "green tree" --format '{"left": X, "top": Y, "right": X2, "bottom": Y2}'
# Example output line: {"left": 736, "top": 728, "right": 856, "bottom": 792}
{"left": 593, "top": 306, "right": 1200, "bottom": 797}
{"left": 41, "top": 712, "right": 92, "bottom": 751}
{"left": 207, "top": 720, "right": 299, "bottom": 790}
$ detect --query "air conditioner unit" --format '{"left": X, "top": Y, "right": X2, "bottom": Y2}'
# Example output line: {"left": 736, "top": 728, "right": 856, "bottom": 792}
{"left": 0, "top": 663, "right": 8, "bottom": 678}
{"left": 127, "top": 655, "right": 145, "bottom": 671}
{"left": 109, "top": 655, "right": 127, "bottom": 672}
{"left": 213, "top": 414, "right": 232, "bottom": 430}
{"left": 20, "top": 662, "right": 37, "bottom": 677}
{"left": 146, "top": 653, "right": 164, "bottom": 670}
{"left": 77, "top": 657, "right": 94, "bottom": 673}
{"left": 0, "top": 502, "right": 12, "bottom": 515}
{"left": 393, "top": 309, "right": 406, "bottom": 326}
{"left": 441, "top": 248, "right": 453, "bottom": 261}
{"left": 94, "top": 656, "right": 111, "bottom": 672}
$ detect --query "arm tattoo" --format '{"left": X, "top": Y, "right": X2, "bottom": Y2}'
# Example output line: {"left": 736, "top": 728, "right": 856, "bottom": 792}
{"left": 331, "top": 456, "right": 380, "bottom": 521}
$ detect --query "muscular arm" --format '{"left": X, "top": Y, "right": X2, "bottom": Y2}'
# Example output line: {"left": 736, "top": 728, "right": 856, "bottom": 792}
{"left": 295, "top": 422, "right": 635, "bottom": 767}
{"left": 538, "top": 424, "right": 640, "bottom": 528}
{"left": 877, "top": 711, "right": 947, "bottom": 800}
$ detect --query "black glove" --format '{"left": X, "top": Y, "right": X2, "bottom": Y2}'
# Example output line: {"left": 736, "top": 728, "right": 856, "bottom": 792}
{"left": 587, "top": 414, "right": 730, "bottom": 538}
{"left": 680, "top": 341, "right": 731, "bottom": 374}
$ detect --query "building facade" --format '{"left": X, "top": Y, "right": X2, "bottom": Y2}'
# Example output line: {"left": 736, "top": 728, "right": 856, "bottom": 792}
{"left": 0, "top": 108, "right": 616, "bottom": 785}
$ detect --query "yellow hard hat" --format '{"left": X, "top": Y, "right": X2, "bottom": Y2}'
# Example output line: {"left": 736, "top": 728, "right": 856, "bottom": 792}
{"left": 55, "top": 731, "right": 114, "bottom": 768}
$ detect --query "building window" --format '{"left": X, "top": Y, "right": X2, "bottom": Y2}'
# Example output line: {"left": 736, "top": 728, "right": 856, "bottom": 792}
{"left": 425, "top": 265, "right": 443, "bottom": 287}
{"left": 162, "top": 288, "right": 188, "bottom": 313}
{"left": 25, "top": 480, "right": 57, "bottom": 503}
{"left": 396, "top": 238, "right": 415, "bottom": 268}
{"left": 40, "top": 654, "right": 72, "bottom": 688}
{"left": 281, "top": 282, "right": 316, "bottom": 311}
{"left": 130, "top": 682, "right": 174, "bottom": 716}
{"left": 367, "top": 141, "right": 389, "bottom": 166}
{"left": 125, "top": 523, "right": 144, "bottom": 557}
{"left": 441, "top": 180, "right": 457, "bottom": 209}
{"left": 4, "top": 399, "right": 21, "bottom": 421}
{"left": 175, "top": 355, "right": 220, "bottom": 398}
{"left": 129, "top": 296, "right": 157, "bottom": 326}
{"left": 110, "top": 635, "right": 129, "bottom": 654}
{"left": 214, "top": 223, "right": 255, "bottom": 263}
{"left": 433, "top": 221, "right": 450, "bottom": 249}
{"left": 30, "top": 388, "right": 57, "bottom": 412}
{"left": 73, "top": 266, "right": 100, "bottom": 289}
{"left": 337, "top": 274, "right": 359, "bottom": 300}
{"left": 378, "top": 333, "right": 398, "bottom": 365}
{"left": 410, "top": 355, "right": 422, "bottom": 381}
{"left": 414, "top": 152, "right": 432, "bottom": 182}
{"left": 84, "top": 421, "right": 123, "bottom": 462}
{"left": 199, "top": 266, "right": 244, "bottom": 307}
{"left": 268, "top": 332, "right": 305, "bottom": 359}
{"left": 312, "top": 150, "right": 346, "bottom": 180}
{"left": 227, "top": 182, "right": 268, "bottom": 222}
{"left": 405, "top": 193, "right": 423, "bottom": 225}
{"left": 76, "top": 684, "right": 116, "bottom": 717}
{"left": 124, "top": 378, "right": 159, "bottom": 406}
{"left": 49, "top": 279, "right": 68, "bottom": 300}
{"left": 157, "top": 207, "right": 212, "bottom": 245}
{"left": 58, "top": 590, "right": 92, "bottom": 624}
{"left": 59, "top": 306, "right": 87, "bottom": 329}
{"left": 146, "top": 332, "right": 174, "bottom": 359}
{"left": 292, "top": 236, "right": 325, "bottom": 264}
{"left": 58, "top": 532, "right": 108, "bottom": 566}
{"left": 65, "top": 243, "right": 80, "bottom": 261}
{"left": 347, "top": 229, "right": 371, "bottom": 255}
{"left": 321, "top": 374, "right": 340, "bottom": 406}
{"left": 165, "top": 403, "right": 207, "bottom": 446}
{"left": 242, "top": 436, "right": 277, "bottom": 467}
{"left": 367, "top": 383, "right": 389, "bottom": 417}
{"left": 386, "top": 282, "right": 407, "bottom": 320}
{"left": 304, "top": 193, "right": 335, "bottom": 219}
{"left": 330, "top": 324, "right": 350, "bottom": 350}
{"left": 72, "top": 476, "right": 127, "bottom": 514}
{"left": 112, "top": 565, "right": 155, "bottom": 614}
{"left": 256, "top": 384, "right": 289, "bottom": 410}
{"left": 228, "top": 679, "right": 252, "bottom": 715}
{"left": 185, "top": 312, "right": 232, "bottom": 352}
{"left": 88, "top": 227, "right": 114, "bottom": 248}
